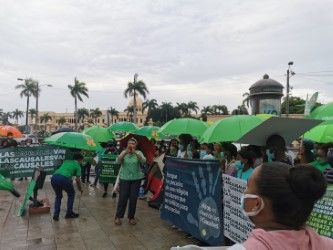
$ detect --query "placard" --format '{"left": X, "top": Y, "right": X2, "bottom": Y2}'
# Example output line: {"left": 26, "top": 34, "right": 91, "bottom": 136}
{"left": 99, "top": 153, "right": 120, "bottom": 184}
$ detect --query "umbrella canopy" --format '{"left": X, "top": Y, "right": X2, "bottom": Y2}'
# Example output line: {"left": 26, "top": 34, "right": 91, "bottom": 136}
{"left": 201, "top": 115, "right": 264, "bottom": 143}
{"left": 158, "top": 118, "right": 207, "bottom": 138}
{"left": 304, "top": 121, "right": 333, "bottom": 143}
{"left": 51, "top": 127, "right": 75, "bottom": 135}
{"left": 108, "top": 122, "right": 138, "bottom": 133}
{"left": 44, "top": 132, "right": 99, "bottom": 151}
{"left": 309, "top": 102, "right": 333, "bottom": 120}
{"left": 0, "top": 126, "right": 23, "bottom": 138}
{"left": 256, "top": 113, "right": 276, "bottom": 120}
{"left": 0, "top": 174, "right": 20, "bottom": 197}
{"left": 134, "top": 126, "right": 165, "bottom": 139}
{"left": 119, "top": 134, "right": 156, "bottom": 165}
{"left": 237, "top": 117, "right": 322, "bottom": 146}
{"left": 83, "top": 125, "right": 114, "bottom": 143}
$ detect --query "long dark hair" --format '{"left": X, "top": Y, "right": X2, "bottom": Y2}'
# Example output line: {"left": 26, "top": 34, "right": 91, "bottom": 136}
{"left": 256, "top": 163, "right": 327, "bottom": 229}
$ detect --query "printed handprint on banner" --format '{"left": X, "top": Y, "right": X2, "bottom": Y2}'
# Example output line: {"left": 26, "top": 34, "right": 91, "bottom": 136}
{"left": 187, "top": 164, "right": 222, "bottom": 240}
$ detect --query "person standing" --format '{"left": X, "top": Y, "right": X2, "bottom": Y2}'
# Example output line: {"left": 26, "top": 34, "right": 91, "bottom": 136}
{"left": 114, "top": 138, "right": 146, "bottom": 225}
{"left": 51, "top": 153, "right": 83, "bottom": 221}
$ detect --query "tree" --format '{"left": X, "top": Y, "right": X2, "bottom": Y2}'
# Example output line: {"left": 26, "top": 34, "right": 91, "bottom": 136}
{"left": 0, "top": 112, "right": 12, "bottom": 125}
{"left": 29, "top": 109, "right": 37, "bottom": 123}
{"left": 89, "top": 108, "right": 103, "bottom": 123}
{"left": 217, "top": 105, "right": 229, "bottom": 115}
{"left": 124, "top": 74, "right": 149, "bottom": 124}
{"left": 143, "top": 99, "right": 158, "bottom": 124}
{"left": 40, "top": 113, "right": 52, "bottom": 130}
{"left": 187, "top": 101, "right": 199, "bottom": 115}
{"left": 15, "top": 78, "right": 38, "bottom": 126}
{"left": 12, "top": 109, "right": 24, "bottom": 124}
{"left": 242, "top": 92, "right": 250, "bottom": 107}
{"left": 231, "top": 105, "right": 249, "bottom": 115}
{"left": 176, "top": 102, "right": 189, "bottom": 117}
{"left": 77, "top": 108, "right": 89, "bottom": 125}
{"left": 68, "top": 77, "right": 89, "bottom": 130}
{"left": 124, "top": 106, "right": 134, "bottom": 122}
{"left": 107, "top": 108, "right": 119, "bottom": 126}
{"left": 201, "top": 106, "right": 213, "bottom": 121}
{"left": 57, "top": 116, "right": 66, "bottom": 127}
{"left": 149, "top": 102, "right": 181, "bottom": 124}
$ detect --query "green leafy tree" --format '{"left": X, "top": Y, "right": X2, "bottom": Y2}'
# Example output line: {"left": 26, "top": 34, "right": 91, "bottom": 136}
{"left": 68, "top": 77, "right": 89, "bottom": 130}
{"left": 231, "top": 105, "right": 249, "bottom": 115}
{"left": 201, "top": 106, "right": 213, "bottom": 121}
{"left": 107, "top": 108, "right": 119, "bottom": 126}
{"left": 0, "top": 112, "right": 13, "bottom": 125}
{"left": 124, "top": 106, "right": 134, "bottom": 122}
{"left": 57, "top": 116, "right": 66, "bottom": 127}
{"left": 187, "top": 101, "right": 199, "bottom": 115}
{"left": 12, "top": 109, "right": 24, "bottom": 124}
{"left": 143, "top": 99, "right": 158, "bottom": 124}
{"left": 77, "top": 108, "right": 89, "bottom": 125}
{"left": 29, "top": 108, "right": 37, "bottom": 123}
{"left": 40, "top": 113, "right": 52, "bottom": 130}
{"left": 15, "top": 78, "right": 38, "bottom": 126}
{"left": 124, "top": 73, "right": 149, "bottom": 124}
{"left": 89, "top": 108, "right": 103, "bottom": 123}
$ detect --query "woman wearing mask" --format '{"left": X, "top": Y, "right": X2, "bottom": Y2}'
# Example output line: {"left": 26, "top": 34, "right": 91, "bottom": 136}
{"left": 221, "top": 143, "right": 238, "bottom": 176}
{"left": 114, "top": 138, "right": 146, "bottom": 225}
{"left": 265, "top": 135, "right": 292, "bottom": 165}
{"left": 176, "top": 134, "right": 192, "bottom": 159}
{"left": 228, "top": 162, "right": 333, "bottom": 249}
{"left": 235, "top": 149, "right": 255, "bottom": 181}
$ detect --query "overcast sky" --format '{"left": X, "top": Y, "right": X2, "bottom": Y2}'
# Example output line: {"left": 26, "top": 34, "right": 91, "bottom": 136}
{"left": 1, "top": 0, "right": 333, "bottom": 114}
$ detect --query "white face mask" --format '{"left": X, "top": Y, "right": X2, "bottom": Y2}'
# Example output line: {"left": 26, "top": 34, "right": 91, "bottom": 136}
{"left": 240, "top": 193, "right": 265, "bottom": 217}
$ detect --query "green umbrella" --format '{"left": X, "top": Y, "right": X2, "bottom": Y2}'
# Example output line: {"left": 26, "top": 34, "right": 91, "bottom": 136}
{"left": 201, "top": 115, "right": 264, "bottom": 143}
{"left": 309, "top": 102, "right": 333, "bottom": 120}
{"left": 44, "top": 132, "right": 99, "bottom": 151}
{"left": 134, "top": 126, "right": 164, "bottom": 139}
{"left": 108, "top": 122, "right": 138, "bottom": 133}
{"left": 304, "top": 121, "right": 333, "bottom": 143}
{"left": 158, "top": 118, "right": 207, "bottom": 138}
{"left": 0, "top": 174, "right": 20, "bottom": 197}
{"left": 83, "top": 125, "right": 114, "bottom": 143}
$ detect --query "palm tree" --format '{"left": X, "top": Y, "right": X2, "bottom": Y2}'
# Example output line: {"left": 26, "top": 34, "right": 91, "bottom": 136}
{"left": 176, "top": 102, "right": 189, "bottom": 117}
{"left": 160, "top": 102, "right": 174, "bottom": 122}
{"left": 29, "top": 108, "right": 37, "bottom": 123}
{"left": 0, "top": 112, "right": 13, "bottom": 125}
{"left": 57, "top": 116, "right": 66, "bottom": 127}
{"left": 143, "top": 99, "right": 158, "bottom": 124}
{"left": 242, "top": 92, "right": 250, "bottom": 108}
{"left": 217, "top": 105, "right": 229, "bottom": 115}
{"left": 201, "top": 106, "right": 213, "bottom": 121}
{"left": 187, "top": 101, "right": 199, "bottom": 115}
{"left": 15, "top": 78, "right": 38, "bottom": 126}
{"left": 12, "top": 109, "right": 24, "bottom": 124}
{"left": 124, "top": 106, "right": 134, "bottom": 122}
{"left": 77, "top": 108, "right": 89, "bottom": 125}
{"left": 124, "top": 73, "right": 149, "bottom": 124}
{"left": 231, "top": 105, "right": 249, "bottom": 115}
{"left": 107, "top": 108, "right": 119, "bottom": 126}
{"left": 68, "top": 77, "right": 89, "bottom": 130}
{"left": 89, "top": 108, "right": 102, "bottom": 123}
{"left": 40, "top": 113, "right": 52, "bottom": 130}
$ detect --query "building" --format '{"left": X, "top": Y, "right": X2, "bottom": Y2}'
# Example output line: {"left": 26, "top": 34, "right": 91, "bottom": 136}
{"left": 29, "top": 97, "right": 148, "bottom": 131}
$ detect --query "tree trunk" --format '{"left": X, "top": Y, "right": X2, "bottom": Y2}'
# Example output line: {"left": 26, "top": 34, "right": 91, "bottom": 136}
{"left": 133, "top": 91, "right": 137, "bottom": 124}
{"left": 107, "top": 111, "right": 110, "bottom": 126}
{"left": 74, "top": 96, "right": 78, "bottom": 130}
{"left": 26, "top": 95, "right": 30, "bottom": 126}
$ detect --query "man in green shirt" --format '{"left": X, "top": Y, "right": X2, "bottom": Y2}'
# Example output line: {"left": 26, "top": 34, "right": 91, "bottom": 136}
{"left": 310, "top": 145, "right": 331, "bottom": 172}
{"left": 51, "top": 153, "right": 83, "bottom": 221}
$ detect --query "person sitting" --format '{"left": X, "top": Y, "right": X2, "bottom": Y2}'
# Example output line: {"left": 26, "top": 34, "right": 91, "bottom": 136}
{"left": 235, "top": 149, "right": 254, "bottom": 181}
{"left": 229, "top": 162, "right": 333, "bottom": 250}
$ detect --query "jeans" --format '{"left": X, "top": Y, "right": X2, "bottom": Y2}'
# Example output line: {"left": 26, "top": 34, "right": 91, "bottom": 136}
{"left": 93, "top": 165, "right": 101, "bottom": 186}
{"left": 115, "top": 179, "right": 141, "bottom": 219}
{"left": 51, "top": 174, "right": 75, "bottom": 216}
{"left": 81, "top": 163, "right": 91, "bottom": 182}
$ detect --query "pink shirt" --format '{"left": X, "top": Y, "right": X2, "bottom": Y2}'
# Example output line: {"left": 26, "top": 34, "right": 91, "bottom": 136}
{"left": 242, "top": 227, "right": 333, "bottom": 250}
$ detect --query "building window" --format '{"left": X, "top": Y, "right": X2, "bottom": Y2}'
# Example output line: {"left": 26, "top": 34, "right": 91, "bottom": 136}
{"left": 140, "top": 119, "right": 143, "bottom": 123}
{"left": 103, "top": 119, "right": 105, "bottom": 123}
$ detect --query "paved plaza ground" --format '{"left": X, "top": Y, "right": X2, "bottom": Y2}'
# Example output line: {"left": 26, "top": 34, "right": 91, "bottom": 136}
{"left": 0, "top": 179, "right": 200, "bottom": 250}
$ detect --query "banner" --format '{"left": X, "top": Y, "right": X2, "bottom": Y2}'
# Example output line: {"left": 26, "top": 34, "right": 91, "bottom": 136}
{"left": 307, "top": 184, "right": 333, "bottom": 238}
{"left": 99, "top": 153, "right": 120, "bottom": 184}
{"left": 223, "top": 174, "right": 254, "bottom": 243}
{"left": 0, "top": 145, "right": 66, "bottom": 178}
{"left": 304, "top": 92, "right": 319, "bottom": 116}
{"left": 160, "top": 157, "right": 223, "bottom": 246}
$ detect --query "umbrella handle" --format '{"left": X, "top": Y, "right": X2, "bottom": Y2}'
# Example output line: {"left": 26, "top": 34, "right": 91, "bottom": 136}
{"left": 10, "top": 189, "right": 21, "bottom": 198}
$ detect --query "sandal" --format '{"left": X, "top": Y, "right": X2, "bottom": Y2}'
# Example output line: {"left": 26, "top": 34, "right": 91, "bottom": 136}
{"left": 129, "top": 218, "right": 137, "bottom": 225}
{"left": 114, "top": 218, "right": 122, "bottom": 225}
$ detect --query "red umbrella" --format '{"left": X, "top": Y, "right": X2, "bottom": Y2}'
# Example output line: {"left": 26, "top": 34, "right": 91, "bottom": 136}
{"left": 120, "top": 134, "right": 156, "bottom": 165}
{"left": 0, "top": 126, "right": 23, "bottom": 138}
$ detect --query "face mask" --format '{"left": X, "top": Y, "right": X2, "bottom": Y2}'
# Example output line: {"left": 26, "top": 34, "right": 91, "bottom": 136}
{"left": 240, "top": 194, "right": 265, "bottom": 217}
{"left": 200, "top": 150, "right": 207, "bottom": 159}
{"left": 179, "top": 145, "right": 185, "bottom": 151}
{"left": 235, "top": 160, "right": 244, "bottom": 169}
{"left": 220, "top": 151, "right": 225, "bottom": 159}
{"left": 266, "top": 149, "right": 275, "bottom": 162}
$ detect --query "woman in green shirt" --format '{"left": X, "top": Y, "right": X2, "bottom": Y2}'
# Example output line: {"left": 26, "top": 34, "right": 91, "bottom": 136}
{"left": 51, "top": 153, "right": 83, "bottom": 221}
{"left": 115, "top": 138, "right": 146, "bottom": 225}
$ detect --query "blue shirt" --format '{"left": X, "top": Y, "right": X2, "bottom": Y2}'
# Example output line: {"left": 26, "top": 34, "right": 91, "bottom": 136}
{"left": 237, "top": 167, "right": 254, "bottom": 181}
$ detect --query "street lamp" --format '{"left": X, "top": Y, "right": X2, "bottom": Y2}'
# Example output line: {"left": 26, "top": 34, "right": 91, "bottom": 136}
{"left": 286, "top": 62, "right": 295, "bottom": 117}
{"left": 17, "top": 78, "right": 53, "bottom": 129}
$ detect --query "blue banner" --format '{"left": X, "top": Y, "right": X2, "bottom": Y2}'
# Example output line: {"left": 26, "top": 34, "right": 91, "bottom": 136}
{"left": 160, "top": 157, "right": 223, "bottom": 246}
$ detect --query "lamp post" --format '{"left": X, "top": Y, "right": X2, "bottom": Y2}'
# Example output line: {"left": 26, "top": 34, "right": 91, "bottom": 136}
{"left": 286, "top": 62, "right": 295, "bottom": 117}
{"left": 17, "top": 78, "right": 52, "bottom": 129}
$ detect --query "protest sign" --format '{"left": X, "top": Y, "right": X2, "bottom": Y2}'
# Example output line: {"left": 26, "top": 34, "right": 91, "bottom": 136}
{"left": 160, "top": 157, "right": 223, "bottom": 246}
{"left": 307, "top": 184, "right": 333, "bottom": 238}
{"left": 0, "top": 145, "right": 66, "bottom": 178}
{"left": 99, "top": 153, "right": 120, "bottom": 184}
{"left": 223, "top": 174, "right": 254, "bottom": 243}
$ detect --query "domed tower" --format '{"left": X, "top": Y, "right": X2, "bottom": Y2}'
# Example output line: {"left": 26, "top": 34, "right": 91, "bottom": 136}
{"left": 248, "top": 74, "right": 284, "bottom": 115}
{"left": 128, "top": 95, "right": 144, "bottom": 113}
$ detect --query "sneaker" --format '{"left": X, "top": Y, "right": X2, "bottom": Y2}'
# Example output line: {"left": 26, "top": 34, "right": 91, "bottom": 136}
{"left": 102, "top": 192, "right": 107, "bottom": 198}
{"left": 114, "top": 218, "right": 122, "bottom": 225}
{"left": 65, "top": 212, "right": 79, "bottom": 219}
{"left": 129, "top": 218, "right": 137, "bottom": 225}
{"left": 53, "top": 215, "right": 59, "bottom": 221}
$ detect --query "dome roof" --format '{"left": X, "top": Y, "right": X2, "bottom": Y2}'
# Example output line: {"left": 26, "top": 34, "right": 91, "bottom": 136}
{"left": 250, "top": 74, "right": 284, "bottom": 90}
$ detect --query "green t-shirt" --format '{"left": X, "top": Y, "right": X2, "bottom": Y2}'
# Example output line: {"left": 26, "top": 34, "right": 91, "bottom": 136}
{"left": 82, "top": 151, "right": 95, "bottom": 165}
{"left": 310, "top": 159, "right": 331, "bottom": 173}
{"left": 54, "top": 160, "right": 81, "bottom": 178}
{"left": 117, "top": 150, "right": 146, "bottom": 181}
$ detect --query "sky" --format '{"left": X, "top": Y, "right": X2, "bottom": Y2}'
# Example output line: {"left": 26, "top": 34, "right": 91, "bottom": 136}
{"left": 1, "top": 0, "right": 333, "bottom": 114}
